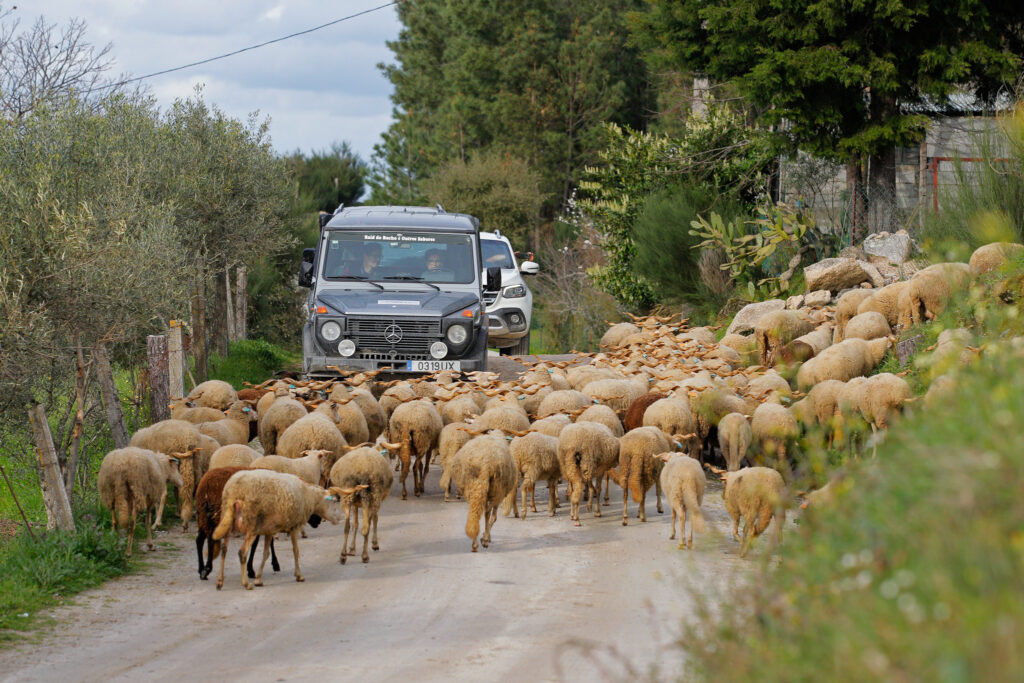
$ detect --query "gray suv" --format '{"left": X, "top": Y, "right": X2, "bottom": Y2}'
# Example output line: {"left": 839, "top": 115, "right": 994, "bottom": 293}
{"left": 299, "top": 206, "right": 493, "bottom": 377}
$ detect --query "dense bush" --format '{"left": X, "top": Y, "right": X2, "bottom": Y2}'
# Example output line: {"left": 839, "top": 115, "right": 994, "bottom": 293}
{"left": 208, "top": 339, "right": 300, "bottom": 389}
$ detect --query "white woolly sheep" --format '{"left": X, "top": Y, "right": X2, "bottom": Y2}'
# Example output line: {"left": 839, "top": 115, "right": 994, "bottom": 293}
{"left": 389, "top": 399, "right": 444, "bottom": 499}
{"left": 723, "top": 466, "right": 786, "bottom": 557}
{"left": 193, "top": 434, "right": 222, "bottom": 486}
{"left": 188, "top": 379, "right": 238, "bottom": 411}
{"left": 98, "top": 447, "right": 185, "bottom": 556}
{"left": 314, "top": 399, "right": 369, "bottom": 448}
{"left": 537, "top": 389, "right": 593, "bottom": 417}
{"left": 208, "top": 444, "right": 262, "bottom": 470}
{"left": 776, "top": 324, "right": 834, "bottom": 364}
{"left": 600, "top": 322, "right": 641, "bottom": 349}
{"left": 833, "top": 288, "right": 877, "bottom": 342}
{"left": 617, "top": 426, "right": 669, "bottom": 525}
{"left": 440, "top": 395, "right": 480, "bottom": 425}
{"left": 754, "top": 310, "right": 813, "bottom": 366}
{"left": 657, "top": 454, "right": 706, "bottom": 549}
{"left": 859, "top": 372, "right": 914, "bottom": 435}
{"left": 717, "top": 412, "right": 752, "bottom": 471}
{"left": 509, "top": 432, "right": 561, "bottom": 519}
{"left": 471, "top": 405, "right": 531, "bottom": 434}
{"left": 379, "top": 383, "right": 417, "bottom": 420}
{"left": 258, "top": 396, "right": 308, "bottom": 455}
{"left": 251, "top": 450, "right": 327, "bottom": 487}
{"left": 556, "top": 421, "right": 620, "bottom": 526}
{"left": 530, "top": 413, "right": 572, "bottom": 437}
{"left": 169, "top": 399, "right": 226, "bottom": 425}
{"left": 745, "top": 371, "right": 793, "bottom": 403}
{"left": 213, "top": 470, "right": 345, "bottom": 590}
{"left": 898, "top": 262, "right": 971, "bottom": 328}
{"left": 843, "top": 311, "right": 891, "bottom": 341}
{"left": 349, "top": 388, "right": 388, "bottom": 442}
{"left": 276, "top": 412, "right": 348, "bottom": 471}
{"left": 329, "top": 446, "right": 394, "bottom": 564}
{"left": 751, "top": 403, "right": 799, "bottom": 464}
{"left": 796, "top": 337, "right": 891, "bottom": 389}
{"left": 642, "top": 397, "right": 699, "bottom": 456}
{"left": 449, "top": 433, "right": 518, "bottom": 551}
{"left": 576, "top": 403, "right": 624, "bottom": 437}
{"left": 438, "top": 422, "right": 474, "bottom": 501}
{"left": 969, "top": 241, "right": 1024, "bottom": 276}
{"left": 857, "top": 280, "right": 909, "bottom": 329}
{"left": 583, "top": 378, "right": 645, "bottom": 417}
{"left": 198, "top": 400, "right": 256, "bottom": 447}
{"left": 129, "top": 418, "right": 202, "bottom": 530}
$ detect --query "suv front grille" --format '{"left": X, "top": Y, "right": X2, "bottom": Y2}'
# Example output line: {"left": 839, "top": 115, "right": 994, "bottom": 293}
{"left": 349, "top": 316, "right": 440, "bottom": 359}
{"left": 350, "top": 318, "right": 441, "bottom": 337}
{"left": 482, "top": 291, "right": 498, "bottom": 306}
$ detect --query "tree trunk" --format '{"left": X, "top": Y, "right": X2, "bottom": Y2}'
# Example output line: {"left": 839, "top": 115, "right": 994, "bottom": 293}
{"left": 846, "top": 158, "right": 866, "bottom": 243}
{"left": 868, "top": 146, "right": 897, "bottom": 234}
{"left": 94, "top": 343, "right": 131, "bottom": 449}
{"left": 235, "top": 266, "right": 247, "bottom": 341}
{"left": 147, "top": 335, "right": 170, "bottom": 423}
{"left": 225, "top": 267, "right": 236, "bottom": 344}
{"left": 212, "top": 264, "right": 229, "bottom": 357}
{"left": 192, "top": 262, "right": 208, "bottom": 382}
{"left": 168, "top": 321, "right": 185, "bottom": 400}
{"left": 64, "top": 340, "right": 89, "bottom": 494}
{"left": 29, "top": 405, "right": 75, "bottom": 531}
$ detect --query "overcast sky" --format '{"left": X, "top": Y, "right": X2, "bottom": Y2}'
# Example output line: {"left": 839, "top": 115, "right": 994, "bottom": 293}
{"left": 28, "top": 1, "right": 402, "bottom": 161}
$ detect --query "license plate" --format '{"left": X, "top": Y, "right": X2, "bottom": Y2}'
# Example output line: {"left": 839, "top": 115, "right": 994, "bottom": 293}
{"left": 408, "top": 360, "right": 461, "bottom": 372}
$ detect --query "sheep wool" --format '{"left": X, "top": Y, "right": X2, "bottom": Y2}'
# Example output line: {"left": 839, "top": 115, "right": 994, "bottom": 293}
{"left": 717, "top": 412, "right": 752, "bottom": 471}
{"left": 617, "top": 426, "right": 669, "bottom": 525}
{"left": 659, "top": 454, "right": 706, "bottom": 549}
{"left": 449, "top": 434, "right": 518, "bottom": 551}
{"left": 556, "top": 421, "right": 620, "bottom": 526}
{"left": 509, "top": 432, "right": 561, "bottom": 519}
{"left": 98, "top": 447, "right": 184, "bottom": 556}
{"left": 389, "top": 399, "right": 443, "bottom": 499}
{"left": 129, "top": 418, "right": 203, "bottom": 530}
{"left": 329, "top": 447, "right": 394, "bottom": 564}
{"left": 188, "top": 379, "right": 238, "bottom": 411}
{"left": 208, "top": 444, "right": 262, "bottom": 470}
{"left": 969, "top": 241, "right": 1024, "bottom": 276}
{"left": 724, "top": 466, "right": 786, "bottom": 557}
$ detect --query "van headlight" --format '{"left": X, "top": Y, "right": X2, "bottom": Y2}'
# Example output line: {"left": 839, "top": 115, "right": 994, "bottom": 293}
{"left": 321, "top": 321, "right": 342, "bottom": 342}
{"left": 446, "top": 324, "right": 468, "bottom": 345}
{"left": 503, "top": 285, "right": 526, "bottom": 298}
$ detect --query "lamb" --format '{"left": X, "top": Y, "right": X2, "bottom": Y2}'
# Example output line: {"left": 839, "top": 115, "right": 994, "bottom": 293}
{"left": 188, "top": 379, "right": 239, "bottom": 410}
{"left": 194, "top": 466, "right": 282, "bottom": 581}
{"left": 617, "top": 426, "right": 669, "bottom": 525}
{"left": 198, "top": 400, "right": 256, "bottom": 447}
{"left": 969, "top": 241, "right": 1024, "bottom": 276}
{"left": 857, "top": 281, "right": 909, "bottom": 329}
{"left": 98, "top": 447, "right": 185, "bottom": 556}
{"left": 600, "top": 322, "right": 641, "bottom": 349}
{"left": 389, "top": 399, "right": 444, "bottom": 498}
{"left": 796, "top": 337, "right": 891, "bottom": 389}
{"left": 723, "top": 466, "right": 786, "bottom": 557}
{"left": 750, "top": 403, "right": 799, "bottom": 464}
{"left": 258, "top": 395, "right": 309, "bottom": 455}
{"left": 642, "top": 398, "right": 699, "bottom": 456}
{"left": 622, "top": 393, "right": 668, "bottom": 432}
{"left": 537, "top": 389, "right": 593, "bottom": 418}
{"left": 208, "top": 444, "right": 262, "bottom": 470}
{"left": 251, "top": 450, "right": 327, "bottom": 487}
{"left": 449, "top": 433, "right": 518, "bottom": 551}
{"left": 438, "top": 422, "right": 474, "bottom": 501}
{"left": 717, "top": 412, "right": 752, "bottom": 471}
{"left": 129, "top": 418, "right": 203, "bottom": 530}
{"left": 754, "top": 310, "right": 813, "bottom": 366}
{"left": 576, "top": 404, "right": 624, "bottom": 437}
{"left": 657, "top": 454, "right": 706, "bottom": 549}
{"left": 530, "top": 413, "right": 572, "bottom": 437}
{"left": 276, "top": 412, "right": 348, "bottom": 471}
{"left": 556, "top": 421, "right": 620, "bottom": 526}
{"left": 508, "top": 432, "right": 561, "bottom": 519}
{"left": 314, "top": 399, "right": 370, "bottom": 448}
{"left": 329, "top": 446, "right": 393, "bottom": 564}
{"left": 833, "top": 288, "right": 877, "bottom": 342}
{"left": 212, "top": 469, "right": 345, "bottom": 590}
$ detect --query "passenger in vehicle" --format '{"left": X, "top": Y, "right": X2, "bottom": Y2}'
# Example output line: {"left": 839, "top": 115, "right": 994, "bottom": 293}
{"left": 422, "top": 248, "right": 455, "bottom": 282}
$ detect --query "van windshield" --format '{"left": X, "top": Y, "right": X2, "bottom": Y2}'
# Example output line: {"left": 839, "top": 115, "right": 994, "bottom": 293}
{"left": 322, "top": 230, "right": 476, "bottom": 284}
{"left": 481, "top": 239, "right": 515, "bottom": 269}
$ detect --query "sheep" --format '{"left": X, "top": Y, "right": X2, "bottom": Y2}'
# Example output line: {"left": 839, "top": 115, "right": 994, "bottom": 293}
{"left": 169, "top": 399, "right": 226, "bottom": 425}
{"left": 313, "top": 399, "right": 370, "bottom": 448}
{"left": 129, "top": 418, "right": 202, "bottom": 530}
{"left": 642, "top": 398, "right": 699, "bottom": 456}
{"left": 926, "top": 327, "right": 976, "bottom": 376}
{"left": 258, "top": 395, "right": 308, "bottom": 455}
{"left": 471, "top": 405, "right": 531, "bottom": 434}
{"left": 796, "top": 337, "right": 891, "bottom": 389}
{"left": 530, "top": 413, "right": 572, "bottom": 437}
{"left": 98, "top": 447, "right": 185, "bottom": 556}
{"left": 482, "top": 394, "right": 530, "bottom": 417}
{"left": 719, "top": 333, "right": 759, "bottom": 366}
{"left": 834, "top": 376, "right": 871, "bottom": 445}
{"left": 329, "top": 446, "right": 393, "bottom": 564}
{"left": 617, "top": 426, "right": 670, "bottom": 525}
{"left": 193, "top": 434, "right": 222, "bottom": 489}
{"left": 440, "top": 394, "right": 480, "bottom": 425}
{"left": 389, "top": 399, "right": 444, "bottom": 499}
{"left": 208, "top": 444, "right": 262, "bottom": 470}
{"left": 379, "top": 383, "right": 417, "bottom": 420}
{"left": 600, "top": 322, "right": 641, "bottom": 349}
{"left": 969, "top": 241, "right": 1024, "bottom": 276}
{"left": 251, "top": 450, "right": 327, "bottom": 487}
{"left": 508, "top": 432, "right": 561, "bottom": 519}
{"left": 750, "top": 403, "right": 799, "bottom": 464}
{"left": 449, "top": 433, "right": 518, "bottom": 551}
{"left": 194, "top": 466, "right": 282, "bottom": 581}
{"left": 622, "top": 393, "right": 668, "bottom": 432}
{"left": 754, "top": 310, "right": 813, "bottom": 366}
{"left": 556, "top": 421, "right": 620, "bottom": 526}
{"left": 276, "top": 412, "right": 348, "bottom": 471}
{"left": 567, "top": 365, "right": 622, "bottom": 390}
{"left": 923, "top": 374, "right": 956, "bottom": 409}
{"left": 807, "top": 379, "right": 845, "bottom": 434}
{"left": 582, "top": 378, "right": 645, "bottom": 417}
{"left": 198, "top": 400, "right": 256, "bottom": 447}
{"left": 745, "top": 371, "right": 792, "bottom": 403}
{"left": 657, "top": 454, "right": 706, "bottom": 549}
{"left": 774, "top": 324, "right": 834, "bottom": 365}
{"left": 723, "top": 466, "right": 786, "bottom": 557}
{"left": 843, "top": 311, "right": 891, "bottom": 341}
{"left": 212, "top": 469, "right": 345, "bottom": 590}
{"left": 833, "top": 288, "right": 877, "bottom": 342}
{"left": 859, "top": 373, "right": 914, "bottom": 453}
{"left": 188, "top": 379, "right": 238, "bottom": 410}
{"left": 857, "top": 280, "right": 909, "bottom": 329}
{"left": 537, "top": 389, "right": 592, "bottom": 418}
{"left": 350, "top": 388, "right": 388, "bottom": 442}
{"left": 897, "top": 262, "right": 972, "bottom": 328}
{"left": 717, "top": 412, "right": 752, "bottom": 471}
{"left": 576, "top": 403, "right": 624, "bottom": 437}
{"left": 438, "top": 422, "right": 474, "bottom": 501}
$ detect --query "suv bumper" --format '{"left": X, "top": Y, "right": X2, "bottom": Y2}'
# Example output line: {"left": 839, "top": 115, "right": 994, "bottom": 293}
{"left": 487, "top": 306, "right": 529, "bottom": 347}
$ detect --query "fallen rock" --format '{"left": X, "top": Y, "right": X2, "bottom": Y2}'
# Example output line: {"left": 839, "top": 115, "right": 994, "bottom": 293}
{"left": 803, "top": 290, "right": 832, "bottom": 307}
{"left": 786, "top": 294, "right": 805, "bottom": 309}
{"left": 863, "top": 230, "right": 915, "bottom": 264}
{"left": 804, "top": 258, "right": 872, "bottom": 293}
{"left": 858, "top": 260, "right": 886, "bottom": 288}
{"left": 726, "top": 299, "right": 786, "bottom": 335}
{"left": 897, "top": 335, "right": 924, "bottom": 367}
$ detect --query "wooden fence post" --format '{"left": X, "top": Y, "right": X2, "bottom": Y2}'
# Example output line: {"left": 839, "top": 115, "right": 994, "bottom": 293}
{"left": 235, "top": 266, "right": 247, "bottom": 341}
{"left": 148, "top": 334, "right": 169, "bottom": 422}
{"left": 168, "top": 321, "right": 185, "bottom": 401}
{"left": 28, "top": 405, "right": 75, "bottom": 532}
{"left": 94, "top": 344, "right": 131, "bottom": 449}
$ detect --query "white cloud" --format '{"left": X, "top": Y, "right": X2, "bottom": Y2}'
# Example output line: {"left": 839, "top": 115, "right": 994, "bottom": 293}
{"left": 260, "top": 4, "right": 285, "bottom": 22}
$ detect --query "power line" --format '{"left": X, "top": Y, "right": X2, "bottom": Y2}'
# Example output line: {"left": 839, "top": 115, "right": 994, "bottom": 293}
{"left": 86, "top": 1, "right": 398, "bottom": 94}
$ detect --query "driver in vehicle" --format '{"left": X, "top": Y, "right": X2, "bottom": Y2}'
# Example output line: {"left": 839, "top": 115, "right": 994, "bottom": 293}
{"left": 421, "top": 248, "right": 454, "bottom": 282}
{"left": 341, "top": 242, "right": 381, "bottom": 278}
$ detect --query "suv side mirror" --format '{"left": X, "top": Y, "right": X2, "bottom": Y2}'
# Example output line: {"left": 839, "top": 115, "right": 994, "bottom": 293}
{"left": 318, "top": 212, "right": 332, "bottom": 229}
{"left": 485, "top": 266, "right": 502, "bottom": 292}
{"left": 298, "top": 248, "right": 316, "bottom": 288}
{"left": 519, "top": 261, "right": 539, "bottom": 275}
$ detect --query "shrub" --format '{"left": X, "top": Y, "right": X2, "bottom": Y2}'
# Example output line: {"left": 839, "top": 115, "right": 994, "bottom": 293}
{"left": 208, "top": 339, "right": 300, "bottom": 389}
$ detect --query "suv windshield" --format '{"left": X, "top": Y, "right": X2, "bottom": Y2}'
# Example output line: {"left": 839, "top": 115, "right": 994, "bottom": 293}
{"left": 322, "top": 230, "right": 476, "bottom": 284}
{"left": 481, "top": 238, "right": 515, "bottom": 269}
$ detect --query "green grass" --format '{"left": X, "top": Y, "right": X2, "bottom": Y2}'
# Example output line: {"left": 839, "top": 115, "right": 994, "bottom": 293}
{"left": 207, "top": 338, "right": 301, "bottom": 389}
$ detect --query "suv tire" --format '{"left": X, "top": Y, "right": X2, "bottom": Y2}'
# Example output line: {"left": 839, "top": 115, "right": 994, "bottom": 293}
{"left": 501, "top": 330, "right": 530, "bottom": 357}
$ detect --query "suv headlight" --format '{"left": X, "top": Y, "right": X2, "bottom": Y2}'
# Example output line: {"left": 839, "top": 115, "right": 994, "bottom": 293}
{"left": 321, "top": 321, "right": 342, "bottom": 342}
{"left": 503, "top": 285, "right": 526, "bottom": 298}
{"left": 446, "top": 324, "right": 468, "bottom": 345}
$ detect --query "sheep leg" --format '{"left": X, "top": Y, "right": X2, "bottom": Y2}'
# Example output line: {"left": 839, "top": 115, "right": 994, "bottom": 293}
{"left": 239, "top": 533, "right": 257, "bottom": 590}
{"left": 341, "top": 508, "right": 352, "bottom": 564}
{"left": 361, "top": 507, "right": 371, "bottom": 563}
{"left": 270, "top": 538, "right": 280, "bottom": 572}
{"left": 247, "top": 537, "right": 263, "bottom": 579}
{"left": 655, "top": 476, "right": 663, "bottom": 514}
{"left": 732, "top": 514, "right": 741, "bottom": 542}
{"left": 602, "top": 473, "right": 610, "bottom": 503}
{"left": 530, "top": 482, "right": 538, "bottom": 513}
{"left": 371, "top": 509, "right": 380, "bottom": 551}
{"left": 144, "top": 507, "right": 155, "bottom": 552}
{"left": 685, "top": 505, "right": 693, "bottom": 549}
{"left": 639, "top": 488, "right": 647, "bottom": 523}
{"left": 290, "top": 529, "right": 304, "bottom": 582}
{"left": 669, "top": 507, "right": 677, "bottom": 540}
{"left": 622, "top": 483, "right": 629, "bottom": 526}
{"left": 216, "top": 535, "right": 229, "bottom": 590}
{"left": 153, "top": 484, "right": 168, "bottom": 530}
{"left": 196, "top": 529, "right": 208, "bottom": 579}
{"left": 592, "top": 479, "right": 602, "bottom": 518}
{"left": 739, "top": 522, "right": 752, "bottom": 558}
{"left": 520, "top": 480, "right": 529, "bottom": 521}
{"left": 254, "top": 535, "right": 273, "bottom": 587}
{"left": 481, "top": 504, "right": 496, "bottom": 548}
{"left": 349, "top": 507, "right": 359, "bottom": 554}
{"left": 399, "top": 453, "right": 410, "bottom": 500}
{"left": 548, "top": 478, "right": 558, "bottom": 516}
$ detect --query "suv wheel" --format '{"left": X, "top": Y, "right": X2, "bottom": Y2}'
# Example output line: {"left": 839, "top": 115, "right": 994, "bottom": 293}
{"left": 501, "top": 330, "right": 530, "bottom": 357}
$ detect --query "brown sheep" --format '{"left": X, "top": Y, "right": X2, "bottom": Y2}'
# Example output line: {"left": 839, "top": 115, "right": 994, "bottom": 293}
{"left": 622, "top": 393, "right": 667, "bottom": 432}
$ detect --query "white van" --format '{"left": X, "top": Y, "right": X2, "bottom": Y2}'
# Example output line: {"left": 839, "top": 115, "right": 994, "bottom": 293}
{"left": 479, "top": 230, "right": 539, "bottom": 355}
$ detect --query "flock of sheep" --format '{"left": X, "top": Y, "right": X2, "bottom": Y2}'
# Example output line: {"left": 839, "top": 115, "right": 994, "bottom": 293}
{"left": 95, "top": 241, "right": 1023, "bottom": 590}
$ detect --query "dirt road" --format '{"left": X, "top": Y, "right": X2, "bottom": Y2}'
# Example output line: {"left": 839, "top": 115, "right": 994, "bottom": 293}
{"left": 0, "top": 470, "right": 757, "bottom": 682}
